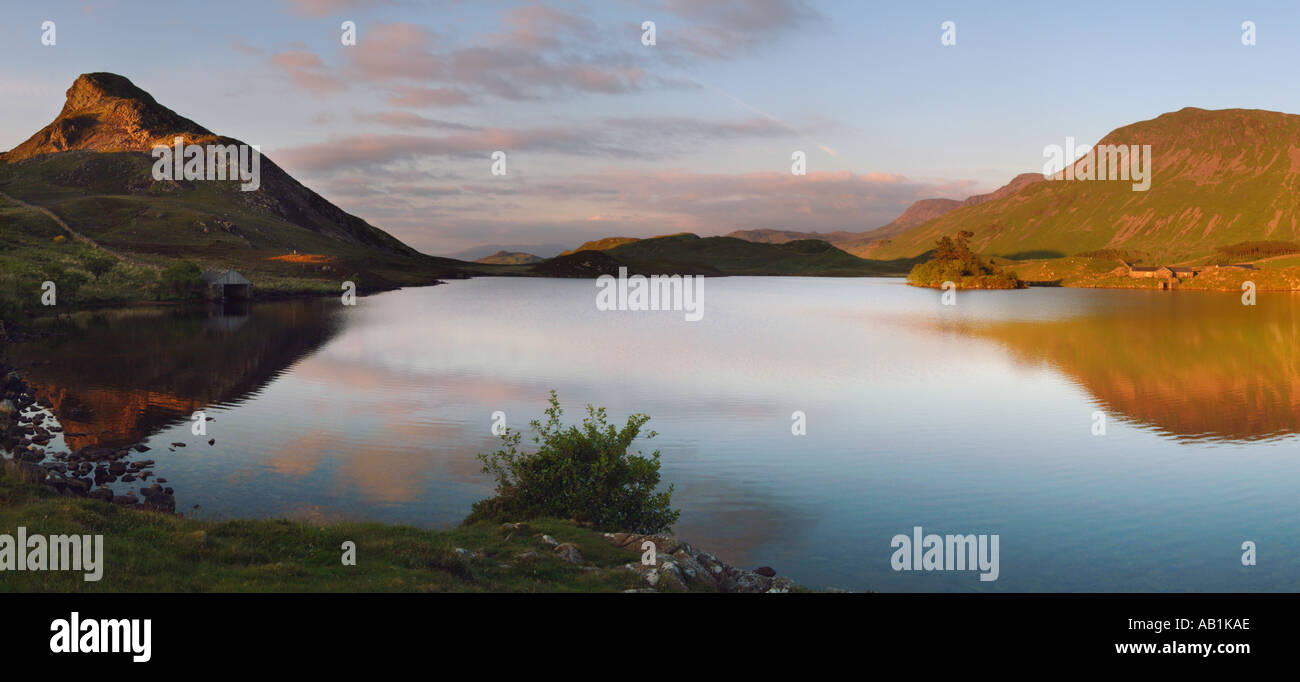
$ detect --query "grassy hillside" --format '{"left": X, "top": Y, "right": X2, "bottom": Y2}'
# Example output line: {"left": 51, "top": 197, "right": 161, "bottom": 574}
{"left": 869, "top": 108, "right": 1300, "bottom": 262}
{"left": 0, "top": 151, "right": 464, "bottom": 288}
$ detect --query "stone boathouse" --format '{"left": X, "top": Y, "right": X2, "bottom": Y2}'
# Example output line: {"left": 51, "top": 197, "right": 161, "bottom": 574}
{"left": 201, "top": 269, "right": 253, "bottom": 301}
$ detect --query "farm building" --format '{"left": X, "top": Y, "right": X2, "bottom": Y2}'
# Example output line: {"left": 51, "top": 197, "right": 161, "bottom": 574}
{"left": 201, "top": 269, "right": 253, "bottom": 301}
{"left": 1119, "top": 261, "right": 1200, "bottom": 280}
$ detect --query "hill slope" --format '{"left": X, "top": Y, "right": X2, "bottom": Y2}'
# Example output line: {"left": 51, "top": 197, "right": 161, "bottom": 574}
{"left": 535, "top": 233, "right": 919, "bottom": 277}
{"left": 869, "top": 108, "right": 1300, "bottom": 262}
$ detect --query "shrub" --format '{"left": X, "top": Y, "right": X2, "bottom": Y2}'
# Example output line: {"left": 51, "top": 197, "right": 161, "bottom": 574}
{"left": 159, "top": 260, "right": 204, "bottom": 299}
{"left": 0, "top": 272, "right": 40, "bottom": 322}
{"left": 468, "top": 391, "right": 680, "bottom": 534}
{"left": 80, "top": 251, "right": 118, "bottom": 280}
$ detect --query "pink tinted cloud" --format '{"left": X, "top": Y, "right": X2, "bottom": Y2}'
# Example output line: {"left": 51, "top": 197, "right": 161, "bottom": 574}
{"left": 283, "top": 0, "right": 394, "bottom": 18}
{"left": 385, "top": 85, "right": 472, "bottom": 108}
{"left": 272, "top": 50, "right": 346, "bottom": 92}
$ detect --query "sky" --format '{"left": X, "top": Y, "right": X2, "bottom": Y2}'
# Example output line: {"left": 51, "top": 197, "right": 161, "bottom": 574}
{"left": 2, "top": 0, "right": 1300, "bottom": 255}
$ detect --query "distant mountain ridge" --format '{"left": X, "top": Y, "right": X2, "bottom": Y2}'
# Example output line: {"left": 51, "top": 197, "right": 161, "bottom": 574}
{"left": 532, "top": 233, "right": 918, "bottom": 277}
{"left": 720, "top": 173, "right": 1043, "bottom": 257}
{"left": 446, "top": 242, "right": 569, "bottom": 260}
{"left": 474, "top": 250, "right": 543, "bottom": 264}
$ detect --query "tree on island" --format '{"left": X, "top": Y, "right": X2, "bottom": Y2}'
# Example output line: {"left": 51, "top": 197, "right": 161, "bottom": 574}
{"left": 907, "top": 231, "right": 1022, "bottom": 289}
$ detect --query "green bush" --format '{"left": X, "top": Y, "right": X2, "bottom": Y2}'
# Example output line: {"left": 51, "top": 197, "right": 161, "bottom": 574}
{"left": 468, "top": 391, "right": 680, "bottom": 534}
{"left": 0, "top": 271, "right": 40, "bottom": 322}
{"left": 159, "top": 260, "right": 204, "bottom": 299}
{"left": 79, "top": 251, "right": 117, "bottom": 280}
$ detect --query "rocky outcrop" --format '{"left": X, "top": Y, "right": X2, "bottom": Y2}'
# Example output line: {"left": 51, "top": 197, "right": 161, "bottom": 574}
{"left": 602, "top": 532, "right": 798, "bottom": 593}
{"left": 0, "top": 73, "right": 219, "bottom": 163}
{"left": 482, "top": 522, "right": 807, "bottom": 592}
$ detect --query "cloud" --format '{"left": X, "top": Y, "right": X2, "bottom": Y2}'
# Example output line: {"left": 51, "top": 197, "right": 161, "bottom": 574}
{"left": 384, "top": 85, "right": 472, "bottom": 107}
{"left": 274, "top": 110, "right": 802, "bottom": 174}
{"left": 353, "top": 110, "right": 479, "bottom": 130}
{"left": 274, "top": 127, "right": 639, "bottom": 173}
{"left": 601, "top": 115, "right": 795, "bottom": 139}
{"left": 271, "top": 50, "right": 346, "bottom": 92}
{"left": 282, "top": 0, "right": 395, "bottom": 18}
{"left": 230, "top": 39, "right": 263, "bottom": 56}
{"left": 307, "top": 165, "right": 981, "bottom": 255}
{"left": 337, "top": 19, "right": 651, "bottom": 101}
{"left": 268, "top": 2, "right": 825, "bottom": 105}
{"left": 658, "top": 0, "right": 826, "bottom": 60}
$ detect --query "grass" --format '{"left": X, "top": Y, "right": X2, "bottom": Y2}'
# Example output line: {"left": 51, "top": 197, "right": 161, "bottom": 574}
{"left": 0, "top": 466, "right": 649, "bottom": 592}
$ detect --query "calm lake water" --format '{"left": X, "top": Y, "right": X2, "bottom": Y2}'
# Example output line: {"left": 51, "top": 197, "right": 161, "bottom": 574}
{"left": 7, "top": 277, "right": 1300, "bottom": 591}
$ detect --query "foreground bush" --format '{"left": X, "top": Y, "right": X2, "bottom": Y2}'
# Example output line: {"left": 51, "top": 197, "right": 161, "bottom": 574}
{"left": 468, "top": 392, "right": 680, "bottom": 534}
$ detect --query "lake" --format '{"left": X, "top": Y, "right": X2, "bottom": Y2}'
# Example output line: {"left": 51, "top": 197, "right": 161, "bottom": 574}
{"left": 6, "top": 277, "right": 1300, "bottom": 591}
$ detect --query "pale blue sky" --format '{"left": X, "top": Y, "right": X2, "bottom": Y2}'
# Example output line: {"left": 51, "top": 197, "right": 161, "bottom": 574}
{"left": 2, "top": 0, "right": 1297, "bottom": 253}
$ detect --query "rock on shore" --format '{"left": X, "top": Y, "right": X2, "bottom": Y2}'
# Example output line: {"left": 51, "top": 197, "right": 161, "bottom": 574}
{"left": 0, "top": 361, "right": 175, "bottom": 514}
{"left": 602, "top": 532, "right": 798, "bottom": 593}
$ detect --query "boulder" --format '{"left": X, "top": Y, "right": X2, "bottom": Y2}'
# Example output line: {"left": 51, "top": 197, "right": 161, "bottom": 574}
{"left": 554, "top": 543, "right": 583, "bottom": 564}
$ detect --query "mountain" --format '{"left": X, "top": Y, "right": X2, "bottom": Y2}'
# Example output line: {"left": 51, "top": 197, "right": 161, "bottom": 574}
{"left": 0, "top": 72, "right": 464, "bottom": 294}
{"left": 856, "top": 198, "right": 961, "bottom": 241}
{"left": 558, "top": 236, "right": 642, "bottom": 256}
{"left": 446, "top": 242, "right": 569, "bottom": 260}
{"left": 533, "top": 233, "right": 919, "bottom": 277}
{"left": 719, "top": 178, "right": 1040, "bottom": 257}
{"left": 868, "top": 108, "right": 1300, "bottom": 262}
{"left": 722, "top": 229, "right": 858, "bottom": 245}
{"left": 474, "top": 250, "right": 543, "bottom": 264}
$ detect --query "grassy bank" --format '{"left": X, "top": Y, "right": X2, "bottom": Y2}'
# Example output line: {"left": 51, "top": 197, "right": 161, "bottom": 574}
{"left": 0, "top": 466, "right": 650, "bottom": 592}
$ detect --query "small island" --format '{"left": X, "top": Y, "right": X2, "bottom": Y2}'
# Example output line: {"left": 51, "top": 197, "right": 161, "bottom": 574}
{"left": 906, "top": 231, "right": 1023, "bottom": 290}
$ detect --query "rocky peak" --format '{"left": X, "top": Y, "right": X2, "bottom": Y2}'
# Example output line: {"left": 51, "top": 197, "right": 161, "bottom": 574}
{"left": 1, "top": 72, "right": 218, "bottom": 163}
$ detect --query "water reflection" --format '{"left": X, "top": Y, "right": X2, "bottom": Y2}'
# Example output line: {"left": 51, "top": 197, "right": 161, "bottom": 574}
{"left": 5, "top": 280, "right": 1299, "bottom": 591}
{"left": 958, "top": 291, "right": 1300, "bottom": 442}
{"left": 6, "top": 300, "right": 343, "bottom": 450}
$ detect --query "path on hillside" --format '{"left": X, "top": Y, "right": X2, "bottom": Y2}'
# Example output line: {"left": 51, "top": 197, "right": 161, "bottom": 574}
{"left": 0, "top": 191, "right": 154, "bottom": 269}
